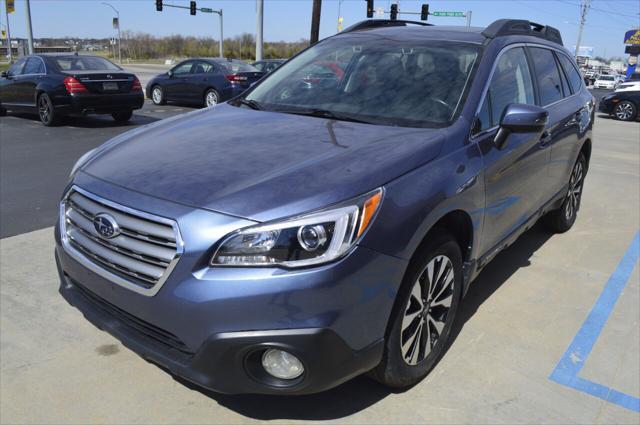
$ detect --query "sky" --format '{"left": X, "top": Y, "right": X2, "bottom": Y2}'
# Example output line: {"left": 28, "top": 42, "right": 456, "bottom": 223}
{"left": 1, "top": 0, "right": 639, "bottom": 58}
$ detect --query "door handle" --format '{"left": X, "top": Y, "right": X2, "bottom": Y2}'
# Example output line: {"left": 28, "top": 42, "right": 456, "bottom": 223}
{"left": 540, "top": 131, "right": 552, "bottom": 146}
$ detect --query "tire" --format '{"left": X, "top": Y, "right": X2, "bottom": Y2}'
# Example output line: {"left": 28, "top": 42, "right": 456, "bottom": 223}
{"left": 0, "top": 104, "right": 6, "bottom": 116}
{"left": 370, "top": 230, "right": 463, "bottom": 388}
{"left": 151, "top": 85, "right": 165, "bottom": 105}
{"left": 112, "top": 110, "right": 133, "bottom": 123}
{"left": 613, "top": 101, "right": 637, "bottom": 121}
{"left": 37, "top": 93, "right": 58, "bottom": 126}
{"left": 543, "top": 153, "right": 587, "bottom": 233}
{"left": 204, "top": 88, "right": 220, "bottom": 107}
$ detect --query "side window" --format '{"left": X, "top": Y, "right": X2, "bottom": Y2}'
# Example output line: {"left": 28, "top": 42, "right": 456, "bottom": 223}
{"left": 557, "top": 53, "right": 584, "bottom": 94}
{"left": 192, "top": 61, "right": 214, "bottom": 74}
{"left": 23, "top": 58, "right": 43, "bottom": 74}
{"left": 556, "top": 55, "right": 571, "bottom": 97}
{"left": 253, "top": 62, "right": 265, "bottom": 72}
{"left": 476, "top": 94, "right": 492, "bottom": 132}
{"left": 481, "top": 47, "right": 535, "bottom": 130}
{"left": 172, "top": 61, "right": 193, "bottom": 75}
{"left": 529, "top": 47, "right": 564, "bottom": 105}
{"left": 9, "top": 58, "right": 26, "bottom": 75}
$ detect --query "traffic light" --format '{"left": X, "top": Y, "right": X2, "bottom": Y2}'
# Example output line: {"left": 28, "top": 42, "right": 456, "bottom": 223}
{"left": 390, "top": 3, "right": 398, "bottom": 20}
{"left": 366, "top": 0, "right": 374, "bottom": 18}
{"left": 421, "top": 4, "right": 429, "bottom": 20}
{"left": 190, "top": 1, "right": 196, "bottom": 15}
{"left": 155, "top": 0, "right": 162, "bottom": 11}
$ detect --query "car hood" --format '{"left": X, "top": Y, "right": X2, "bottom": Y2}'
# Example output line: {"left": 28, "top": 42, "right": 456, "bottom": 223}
{"left": 81, "top": 104, "right": 445, "bottom": 221}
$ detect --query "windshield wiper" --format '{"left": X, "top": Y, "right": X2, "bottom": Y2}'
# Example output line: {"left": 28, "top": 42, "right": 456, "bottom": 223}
{"left": 234, "top": 98, "right": 263, "bottom": 110}
{"left": 278, "top": 108, "right": 372, "bottom": 124}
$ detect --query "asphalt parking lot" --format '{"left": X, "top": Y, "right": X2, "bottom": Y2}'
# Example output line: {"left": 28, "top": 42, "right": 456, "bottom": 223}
{"left": 1, "top": 94, "right": 639, "bottom": 423}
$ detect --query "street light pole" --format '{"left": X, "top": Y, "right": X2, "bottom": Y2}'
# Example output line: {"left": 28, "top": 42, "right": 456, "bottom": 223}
{"left": 24, "top": 0, "right": 34, "bottom": 54}
{"left": 3, "top": 2, "right": 12, "bottom": 61}
{"left": 256, "top": 0, "right": 263, "bottom": 61}
{"left": 102, "top": 2, "right": 121, "bottom": 63}
{"left": 219, "top": 9, "right": 224, "bottom": 58}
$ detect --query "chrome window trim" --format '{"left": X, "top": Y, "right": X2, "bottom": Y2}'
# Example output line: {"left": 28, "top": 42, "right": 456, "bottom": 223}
{"left": 59, "top": 185, "right": 184, "bottom": 297}
{"left": 470, "top": 42, "right": 582, "bottom": 141}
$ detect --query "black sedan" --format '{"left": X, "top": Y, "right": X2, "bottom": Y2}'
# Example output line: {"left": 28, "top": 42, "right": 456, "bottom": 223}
{"left": 0, "top": 54, "right": 144, "bottom": 126}
{"left": 146, "top": 58, "right": 264, "bottom": 107}
{"left": 599, "top": 90, "right": 640, "bottom": 121}
{"left": 251, "top": 59, "right": 286, "bottom": 73}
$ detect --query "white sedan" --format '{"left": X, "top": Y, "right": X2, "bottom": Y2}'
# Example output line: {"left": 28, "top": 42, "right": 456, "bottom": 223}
{"left": 593, "top": 75, "right": 618, "bottom": 90}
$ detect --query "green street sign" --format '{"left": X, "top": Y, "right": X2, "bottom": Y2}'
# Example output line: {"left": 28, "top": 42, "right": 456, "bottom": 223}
{"left": 200, "top": 7, "right": 213, "bottom": 13}
{"left": 432, "top": 11, "right": 465, "bottom": 17}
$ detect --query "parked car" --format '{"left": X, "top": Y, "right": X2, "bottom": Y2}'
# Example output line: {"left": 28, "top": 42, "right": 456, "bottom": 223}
{"left": 0, "top": 54, "right": 143, "bottom": 126}
{"left": 57, "top": 19, "right": 593, "bottom": 395}
{"left": 593, "top": 75, "right": 618, "bottom": 90}
{"left": 146, "top": 58, "right": 264, "bottom": 107}
{"left": 615, "top": 81, "right": 640, "bottom": 92}
{"left": 599, "top": 90, "right": 639, "bottom": 121}
{"left": 251, "top": 59, "right": 286, "bottom": 73}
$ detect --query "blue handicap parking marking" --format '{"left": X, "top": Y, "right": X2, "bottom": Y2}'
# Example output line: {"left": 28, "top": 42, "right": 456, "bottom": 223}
{"left": 549, "top": 231, "right": 640, "bottom": 413}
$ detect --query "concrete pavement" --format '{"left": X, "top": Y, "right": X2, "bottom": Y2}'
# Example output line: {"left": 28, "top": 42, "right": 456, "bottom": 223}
{"left": 1, "top": 116, "right": 638, "bottom": 424}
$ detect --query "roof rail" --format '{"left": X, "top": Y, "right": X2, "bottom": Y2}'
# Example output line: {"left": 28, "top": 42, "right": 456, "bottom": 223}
{"left": 342, "top": 19, "right": 433, "bottom": 34}
{"left": 482, "top": 19, "right": 563, "bottom": 46}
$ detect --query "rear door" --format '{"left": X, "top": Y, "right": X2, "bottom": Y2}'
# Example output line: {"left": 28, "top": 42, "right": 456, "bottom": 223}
{"left": 527, "top": 46, "right": 585, "bottom": 198}
{"left": 473, "top": 46, "right": 550, "bottom": 255}
{"left": 186, "top": 60, "right": 216, "bottom": 101}
{"left": 14, "top": 57, "right": 46, "bottom": 107}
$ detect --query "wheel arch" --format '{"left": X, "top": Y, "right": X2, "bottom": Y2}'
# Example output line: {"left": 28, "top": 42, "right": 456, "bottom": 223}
{"left": 580, "top": 138, "right": 592, "bottom": 169}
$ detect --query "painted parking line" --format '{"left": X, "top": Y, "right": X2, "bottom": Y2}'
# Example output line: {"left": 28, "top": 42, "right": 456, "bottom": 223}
{"left": 549, "top": 231, "right": 640, "bottom": 413}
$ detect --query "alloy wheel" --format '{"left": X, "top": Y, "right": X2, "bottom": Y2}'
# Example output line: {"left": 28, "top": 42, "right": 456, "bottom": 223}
{"left": 400, "top": 255, "right": 455, "bottom": 366}
{"left": 205, "top": 91, "right": 219, "bottom": 107}
{"left": 615, "top": 102, "right": 634, "bottom": 121}
{"left": 39, "top": 96, "right": 51, "bottom": 123}
{"left": 152, "top": 87, "right": 163, "bottom": 104}
{"left": 565, "top": 160, "right": 583, "bottom": 220}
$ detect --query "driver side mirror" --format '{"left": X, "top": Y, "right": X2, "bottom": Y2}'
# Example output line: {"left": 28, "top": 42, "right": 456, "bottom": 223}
{"left": 167, "top": 70, "right": 173, "bottom": 78}
{"left": 493, "top": 104, "right": 548, "bottom": 150}
{"left": 0, "top": 71, "right": 8, "bottom": 79}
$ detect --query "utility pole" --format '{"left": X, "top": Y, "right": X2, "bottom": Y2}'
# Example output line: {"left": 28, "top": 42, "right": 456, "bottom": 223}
{"left": 256, "top": 0, "right": 263, "bottom": 61}
{"left": 3, "top": 1, "right": 12, "bottom": 61}
{"left": 575, "top": 0, "right": 591, "bottom": 60}
{"left": 102, "top": 3, "right": 121, "bottom": 63}
{"left": 24, "top": 0, "right": 34, "bottom": 54}
{"left": 310, "top": 0, "right": 322, "bottom": 45}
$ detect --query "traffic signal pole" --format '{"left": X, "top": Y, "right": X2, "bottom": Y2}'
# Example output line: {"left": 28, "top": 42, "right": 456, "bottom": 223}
{"left": 156, "top": 1, "right": 224, "bottom": 58}
{"left": 310, "top": 0, "right": 322, "bottom": 44}
{"left": 24, "top": 0, "right": 34, "bottom": 54}
{"left": 256, "top": 0, "right": 263, "bottom": 60}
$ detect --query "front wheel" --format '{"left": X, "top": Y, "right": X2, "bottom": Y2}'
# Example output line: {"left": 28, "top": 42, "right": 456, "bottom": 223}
{"left": 151, "top": 85, "right": 165, "bottom": 105}
{"left": 38, "top": 93, "right": 58, "bottom": 126}
{"left": 112, "top": 110, "right": 133, "bottom": 123}
{"left": 543, "top": 153, "right": 586, "bottom": 233}
{"left": 614, "top": 101, "right": 637, "bottom": 121}
{"left": 370, "top": 230, "right": 462, "bottom": 388}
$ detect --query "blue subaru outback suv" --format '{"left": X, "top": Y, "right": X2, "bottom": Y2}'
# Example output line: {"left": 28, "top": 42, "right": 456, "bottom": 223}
{"left": 56, "top": 19, "right": 594, "bottom": 394}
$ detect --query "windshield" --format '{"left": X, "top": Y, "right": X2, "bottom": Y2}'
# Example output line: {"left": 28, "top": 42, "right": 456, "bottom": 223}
{"left": 600, "top": 76, "right": 615, "bottom": 81}
{"left": 219, "top": 61, "right": 259, "bottom": 74}
{"left": 245, "top": 36, "right": 481, "bottom": 128}
{"left": 54, "top": 56, "right": 121, "bottom": 71}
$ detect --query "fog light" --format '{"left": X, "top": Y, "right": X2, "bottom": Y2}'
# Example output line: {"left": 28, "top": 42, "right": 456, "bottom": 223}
{"left": 261, "top": 349, "right": 304, "bottom": 380}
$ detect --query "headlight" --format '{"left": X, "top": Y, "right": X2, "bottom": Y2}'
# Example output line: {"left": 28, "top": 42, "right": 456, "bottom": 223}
{"left": 69, "top": 149, "right": 96, "bottom": 178}
{"left": 211, "top": 188, "right": 383, "bottom": 268}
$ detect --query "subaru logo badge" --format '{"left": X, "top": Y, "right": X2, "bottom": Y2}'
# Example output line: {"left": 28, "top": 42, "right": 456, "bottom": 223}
{"left": 93, "top": 213, "right": 120, "bottom": 239}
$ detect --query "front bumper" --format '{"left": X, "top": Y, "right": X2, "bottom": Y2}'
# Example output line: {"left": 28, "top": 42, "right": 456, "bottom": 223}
{"left": 55, "top": 176, "right": 406, "bottom": 394}
{"left": 598, "top": 100, "right": 614, "bottom": 114}
{"left": 54, "top": 91, "right": 144, "bottom": 115}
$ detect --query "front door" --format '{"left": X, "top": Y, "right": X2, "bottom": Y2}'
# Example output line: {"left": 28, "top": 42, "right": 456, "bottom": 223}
{"left": 473, "top": 46, "right": 550, "bottom": 255}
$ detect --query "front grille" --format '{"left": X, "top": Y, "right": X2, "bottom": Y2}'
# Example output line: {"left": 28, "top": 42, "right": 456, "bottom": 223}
{"left": 61, "top": 186, "right": 181, "bottom": 295}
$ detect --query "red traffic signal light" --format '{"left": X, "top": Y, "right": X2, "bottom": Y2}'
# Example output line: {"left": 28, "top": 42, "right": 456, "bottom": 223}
{"left": 190, "top": 1, "right": 196, "bottom": 15}
{"left": 155, "top": 0, "right": 162, "bottom": 11}
{"left": 390, "top": 3, "right": 398, "bottom": 20}
{"left": 366, "top": 0, "right": 374, "bottom": 18}
{"left": 421, "top": 4, "right": 429, "bottom": 20}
